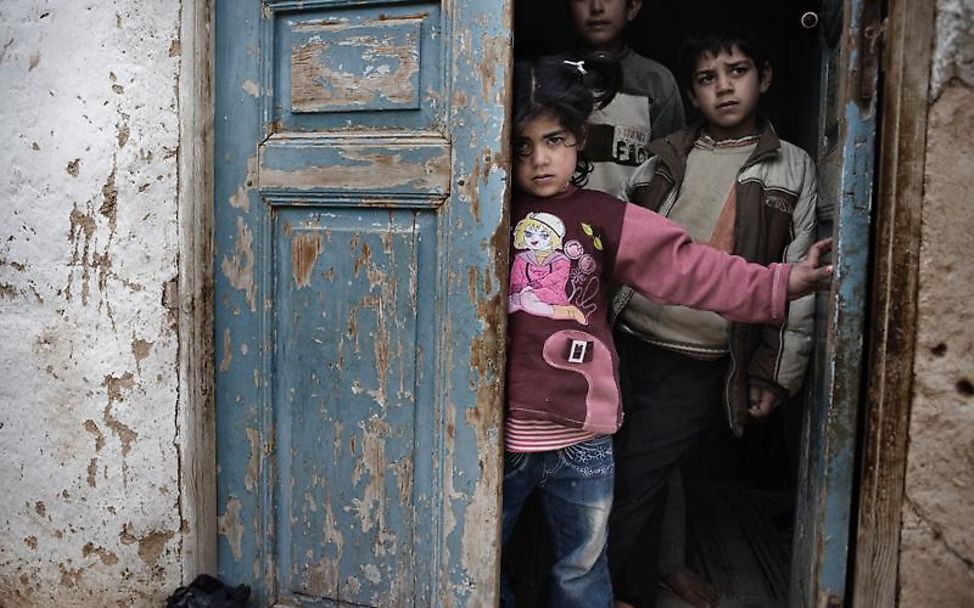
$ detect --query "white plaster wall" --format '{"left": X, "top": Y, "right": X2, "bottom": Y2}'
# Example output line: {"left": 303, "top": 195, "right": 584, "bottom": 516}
{"left": 931, "top": 0, "right": 974, "bottom": 95}
{"left": 0, "top": 1, "right": 183, "bottom": 605}
{"left": 899, "top": 1, "right": 974, "bottom": 605}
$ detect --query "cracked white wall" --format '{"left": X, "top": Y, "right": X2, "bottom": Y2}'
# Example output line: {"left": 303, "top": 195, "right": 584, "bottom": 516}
{"left": 899, "top": 1, "right": 974, "bottom": 605}
{"left": 0, "top": 1, "right": 183, "bottom": 605}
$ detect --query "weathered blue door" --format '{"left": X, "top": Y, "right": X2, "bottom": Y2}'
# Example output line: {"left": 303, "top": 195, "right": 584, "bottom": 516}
{"left": 214, "top": 1, "right": 511, "bottom": 605}
{"left": 791, "top": 0, "right": 882, "bottom": 606}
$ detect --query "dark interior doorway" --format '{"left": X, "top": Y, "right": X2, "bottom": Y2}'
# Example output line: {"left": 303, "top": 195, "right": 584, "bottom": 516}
{"left": 514, "top": 0, "right": 823, "bottom": 150}
{"left": 510, "top": 2, "right": 826, "bottom": 606}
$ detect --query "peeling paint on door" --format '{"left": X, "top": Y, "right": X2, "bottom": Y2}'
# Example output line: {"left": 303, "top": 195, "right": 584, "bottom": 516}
{"left": 220, "top": 217, "right": 256, "bottom": 312}
{"left": 216, "top": 1, "right": 510, "bottom": 605}
{"left": 290, "top": 232, "right": 322, "bottom": 288}
{"left": 290, "top": 18, "right": 423, "bottom": 112}
{"left": 259, "top": 138, "right": 451, "bottom": 195}
{"left": 218, "top": 497, "right": 245, "bottom": 563}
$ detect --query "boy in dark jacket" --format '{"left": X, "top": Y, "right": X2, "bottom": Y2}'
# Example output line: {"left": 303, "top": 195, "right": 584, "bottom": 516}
{"left": 567, "top": 3, "right": 718, "bottom": 606}
{"left": 608, "top": 31, "right": 818, "bottom": 608}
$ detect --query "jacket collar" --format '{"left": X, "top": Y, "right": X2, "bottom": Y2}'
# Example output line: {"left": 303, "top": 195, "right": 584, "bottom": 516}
{"left": 649, "top": 119, "right": 781, "bottom": 185}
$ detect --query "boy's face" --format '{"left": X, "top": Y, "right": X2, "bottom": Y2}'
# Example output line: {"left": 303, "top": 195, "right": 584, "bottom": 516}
{"left": 569, "top": 0, "right": 642, "bottom": 53}
{"left": 688, "top": 44, "right": 771, "bottom": 140}
{"left": 513, "top": 113, "right": 580, "bottom": 198}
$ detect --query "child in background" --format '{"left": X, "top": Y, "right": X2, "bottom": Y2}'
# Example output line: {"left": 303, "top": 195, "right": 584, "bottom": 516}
{"left": 501, "top": 55, "right": 830, "bottom": 608}
{"left": 608, "top": 31, "right": 819, "bottom": 608}
{"left": 567, "top": 3, "right": 714, "bottom": 604}
{"left": 567, "top": 0, "right": 685, "bottom": 191}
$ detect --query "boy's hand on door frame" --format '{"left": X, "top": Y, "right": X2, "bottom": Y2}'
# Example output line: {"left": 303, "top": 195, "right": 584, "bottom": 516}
{"left": 787, "top": 238, "right": 833, "bottom": 300}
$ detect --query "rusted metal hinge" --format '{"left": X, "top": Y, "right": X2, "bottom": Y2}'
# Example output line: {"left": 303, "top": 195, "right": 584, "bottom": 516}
{"left": 163, "top": 276, "right": 196, "bottom": 314}
{"left": 163, "top": 277, "right": 180, "bottom": 311}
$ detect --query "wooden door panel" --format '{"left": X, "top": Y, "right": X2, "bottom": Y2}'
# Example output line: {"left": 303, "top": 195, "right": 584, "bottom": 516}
{"left": 259, "top": 134, "right": 451, "bottom": 197}
{"left": 273, "top": 207, "right": 438, "bottom": 605}
{"left": 270, "top": 2, "right": 444, "bottom": 133}
{"left": 215, "top": 1, "right": 511, "bottom": 606}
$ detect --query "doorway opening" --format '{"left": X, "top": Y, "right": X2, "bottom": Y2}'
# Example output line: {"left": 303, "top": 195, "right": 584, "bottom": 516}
{"left": 511, "top": 1, "right": 828, "bottom": 605}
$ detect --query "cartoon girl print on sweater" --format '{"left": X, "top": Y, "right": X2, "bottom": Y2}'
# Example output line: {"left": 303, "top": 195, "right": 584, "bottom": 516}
{"left": 509, "top": 212, "right": 601, "bottom": 325}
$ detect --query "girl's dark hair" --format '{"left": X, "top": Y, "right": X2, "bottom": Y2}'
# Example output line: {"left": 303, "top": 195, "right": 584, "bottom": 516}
{"left": 679, "top": 30, "right": 769, "bottom": 88}
{"left": 512, "top": 54, "right": 621, "bottom": 186}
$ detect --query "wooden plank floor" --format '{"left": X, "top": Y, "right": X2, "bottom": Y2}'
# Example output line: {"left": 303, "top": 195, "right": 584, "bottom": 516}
{"left": 659, "top": 481, "right": 793, "bottom": 608}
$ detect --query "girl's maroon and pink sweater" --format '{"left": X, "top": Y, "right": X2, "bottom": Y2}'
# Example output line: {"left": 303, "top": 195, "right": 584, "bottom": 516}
{"left": 505, "top": 186, "right": 789, "bottom": 447}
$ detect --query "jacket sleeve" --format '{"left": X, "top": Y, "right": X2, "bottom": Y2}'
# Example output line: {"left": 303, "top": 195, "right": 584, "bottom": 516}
{"left": 609, "top": 155, "right": 660, "bottom": 202}
{"left": 609, "top": 155, "right": 663, "bottom": 321}
{"left": 614, "top": 204, "right": 790, "bottom": 325}
{"left": 747, "top": 155, "right": 818, "bottom": 397}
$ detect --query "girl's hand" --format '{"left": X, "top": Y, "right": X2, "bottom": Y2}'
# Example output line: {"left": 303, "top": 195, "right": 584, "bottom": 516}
{"left": 787, "top": 238, "right": 833, "bottom": 300}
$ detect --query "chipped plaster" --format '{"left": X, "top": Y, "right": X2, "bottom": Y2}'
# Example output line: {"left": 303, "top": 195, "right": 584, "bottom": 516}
{"left": 931, "top": 0, "right": 974, "bottom": 96}
{"left": 899, "top": 11, "right": 974, "bottom": 597}
{"left": 0, "top": 1, "right": 182, "bottom": 604}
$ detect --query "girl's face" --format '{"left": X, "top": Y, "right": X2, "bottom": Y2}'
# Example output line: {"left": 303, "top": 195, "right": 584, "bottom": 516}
{"left": 513, "top": 114, "right": 579, "bottom": 198}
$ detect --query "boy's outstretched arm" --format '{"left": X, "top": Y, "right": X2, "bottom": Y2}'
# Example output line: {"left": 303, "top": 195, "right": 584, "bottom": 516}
{"left": 787, "top": 238, "right": 833, "bottom": 300}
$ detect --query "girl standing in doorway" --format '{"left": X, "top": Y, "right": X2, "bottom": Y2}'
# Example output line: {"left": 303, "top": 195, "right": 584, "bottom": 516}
{"left": 500, "top": 56, "right": 832, "bottom": 607}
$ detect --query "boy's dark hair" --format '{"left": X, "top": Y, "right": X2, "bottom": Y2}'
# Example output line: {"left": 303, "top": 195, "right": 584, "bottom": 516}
{"left": 512, "top": 54, "right": 621, "bottom": 186}
{"left": 679, "top": 30, "right": 769, "bottom": 88}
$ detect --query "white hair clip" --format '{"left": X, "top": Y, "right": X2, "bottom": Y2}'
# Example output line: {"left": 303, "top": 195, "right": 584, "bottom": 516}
{"left": 563, "top": 59, "right": 587, "bottom": 75}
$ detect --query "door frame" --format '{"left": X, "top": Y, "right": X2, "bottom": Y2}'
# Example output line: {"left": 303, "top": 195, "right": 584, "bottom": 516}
{"left": 176, "top": 0, "right": 217, "bottom": 581}
{"left": 851, "top": 0, "right": 935, "bottom": 606}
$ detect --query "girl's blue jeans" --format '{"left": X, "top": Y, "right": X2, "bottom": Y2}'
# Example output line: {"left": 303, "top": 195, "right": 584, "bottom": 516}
{"left": 500, "top": 435, "right": 614, "bottom": 608}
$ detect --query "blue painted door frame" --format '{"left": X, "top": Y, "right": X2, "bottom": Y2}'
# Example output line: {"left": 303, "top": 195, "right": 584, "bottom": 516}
{"left": 213, "top": 1, "right": 511, "bottom": 605}
{"left": 791, "top": 0, "right": 882, "bottom": 606}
